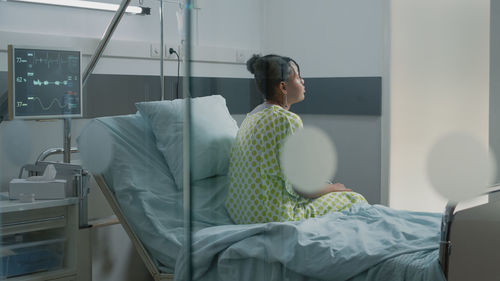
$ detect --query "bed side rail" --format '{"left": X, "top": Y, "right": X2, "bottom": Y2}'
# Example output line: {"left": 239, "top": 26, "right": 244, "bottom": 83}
{"left": 439, "top": 188, "right": 500, "bottom": 280}
{"left": 93, "top": 175, "right": 174, "bottom": 281}
{"left": 439, "top": 202, "right": 456, "bottom": 279}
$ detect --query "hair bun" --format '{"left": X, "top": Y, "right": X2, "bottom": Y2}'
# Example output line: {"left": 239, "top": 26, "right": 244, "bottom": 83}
{"left": 246, "top": 54, "right": 261, "bottom": 75}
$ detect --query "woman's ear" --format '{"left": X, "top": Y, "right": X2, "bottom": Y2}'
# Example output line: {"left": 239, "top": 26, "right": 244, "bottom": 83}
{"left": 279, "top": 81, "right": 287, "bottom": 93}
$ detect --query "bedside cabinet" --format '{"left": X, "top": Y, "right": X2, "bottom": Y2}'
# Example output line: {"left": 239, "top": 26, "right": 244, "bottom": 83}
{"left": 0, "top": 197, "right": 79, "bottom": 281}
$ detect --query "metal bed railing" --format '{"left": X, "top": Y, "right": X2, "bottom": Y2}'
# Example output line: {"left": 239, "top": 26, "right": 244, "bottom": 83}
{"left": 94, "top": 175, "right": 174, "bottom": 281}
{"left": 439, "top": 202, "right": 456, "bottom": 279}
{"left": 439, "top": 187, "right": 500, "bottom": 279}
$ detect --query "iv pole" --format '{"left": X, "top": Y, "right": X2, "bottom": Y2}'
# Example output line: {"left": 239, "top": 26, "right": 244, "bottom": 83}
{"left": 60, "top": 0, "right": 132, "bottom": 228}
{"left": 160, "top": 0, "right": 165, "bottom": 100}
{"left": 74, "top": 0, "right": 133, "bottom": 163}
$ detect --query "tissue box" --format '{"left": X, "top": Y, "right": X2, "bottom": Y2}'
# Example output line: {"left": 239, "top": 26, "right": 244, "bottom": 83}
{"left": 9, "top": 179, "right": 67, "bottom": 200}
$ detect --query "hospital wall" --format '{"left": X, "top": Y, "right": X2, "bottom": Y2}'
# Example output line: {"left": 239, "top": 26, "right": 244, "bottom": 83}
{"left": 389, "top": 0, "right": 491, "bottom": 212}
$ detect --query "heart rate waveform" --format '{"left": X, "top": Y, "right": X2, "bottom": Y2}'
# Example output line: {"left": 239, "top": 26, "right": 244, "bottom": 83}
{"left": 20, "top": 92, "right": 80, "bottom": 112}
{"left": 30, "top": 51, "right": 79, "bottom": 69}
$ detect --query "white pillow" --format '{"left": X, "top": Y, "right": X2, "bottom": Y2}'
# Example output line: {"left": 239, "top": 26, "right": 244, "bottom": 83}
{"left": 136, "top": 95, "right": 238, "bottom": 189}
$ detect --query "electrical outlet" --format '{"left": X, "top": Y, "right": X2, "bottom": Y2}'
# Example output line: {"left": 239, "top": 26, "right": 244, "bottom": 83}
{"left": 150, "top": 43, "right": 161, "bottom": 58}
{"left": 236, "top": 50, "right": 246, "bottom": 63}
{"left": 165, "top": 45, "right": 179, "bottom": 59}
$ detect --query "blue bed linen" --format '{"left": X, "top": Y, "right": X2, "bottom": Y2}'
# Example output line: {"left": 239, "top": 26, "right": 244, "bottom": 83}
{"left": 351, "top": 249, "right": 444, "bottom": 281}
{"left": 79, "top": 114, "right": 184, "bottom": 272}
{"left": 191, "top": 176, "right": 234, "bottom": 230}
{"left": 80, "top": 114, "right": 235, "bottom": 273}
{"left": 174, "top": 204, "right": 446, "bottom": 281}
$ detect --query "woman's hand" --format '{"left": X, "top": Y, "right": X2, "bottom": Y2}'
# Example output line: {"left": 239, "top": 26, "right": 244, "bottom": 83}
{"left": 296, "top": 183, "right": 352, "bottom": 199}
{"left": 324, "top": 183, "right": 352, "bottom": 193}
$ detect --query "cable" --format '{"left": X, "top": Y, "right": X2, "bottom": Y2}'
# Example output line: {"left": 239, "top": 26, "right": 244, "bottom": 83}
{"left": 169, "top": 48, "right": 180, "bottom": 99}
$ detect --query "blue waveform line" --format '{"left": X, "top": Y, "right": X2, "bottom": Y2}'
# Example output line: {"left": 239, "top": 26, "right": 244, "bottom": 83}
{"left": 30, "top": 96, "right": 72, "bottom": 111}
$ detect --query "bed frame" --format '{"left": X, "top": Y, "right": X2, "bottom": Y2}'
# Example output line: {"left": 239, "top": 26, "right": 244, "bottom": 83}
{"left": 95, "top": 172, "right": 500, "bottom": 281}
{"left": 439, "top": 188, "right": 500, "bottom": 280}
{"left": 94, "top": 175, "right": 175, "bottom": 281}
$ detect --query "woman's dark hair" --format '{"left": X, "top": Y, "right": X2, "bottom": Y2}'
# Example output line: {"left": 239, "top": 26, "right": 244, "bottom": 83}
{"left": 246, "top": 54, "right": 300, "bottom": 100}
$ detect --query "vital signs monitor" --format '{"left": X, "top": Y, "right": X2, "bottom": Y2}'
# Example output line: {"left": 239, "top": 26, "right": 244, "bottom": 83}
{"left": 8, "top": 45, "right": 82, "bottom": 119}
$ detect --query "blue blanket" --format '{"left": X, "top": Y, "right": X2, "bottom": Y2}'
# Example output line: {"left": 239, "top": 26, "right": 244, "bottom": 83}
{"left": 175, "top": 204, "right": 446, "bottom": 281}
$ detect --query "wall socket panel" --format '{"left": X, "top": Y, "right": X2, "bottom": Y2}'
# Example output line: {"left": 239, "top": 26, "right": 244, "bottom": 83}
{"left": 236, "top": 49, "right": 252, "bottom": 63}
{"left": 165, "top": 45, "right": 180, "bottom": 59}
{"left": 150, "top": 43, "right": 179, "bottom": 59}
{"left": 150, "top": 43, "right": 162, "bottom": 58}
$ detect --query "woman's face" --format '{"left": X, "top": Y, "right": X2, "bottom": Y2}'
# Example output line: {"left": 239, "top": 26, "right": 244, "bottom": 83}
{"left": 284, "top": 62, "right": 305, "bottom": 106}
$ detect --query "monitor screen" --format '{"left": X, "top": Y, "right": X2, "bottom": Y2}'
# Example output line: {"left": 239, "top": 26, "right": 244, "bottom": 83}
{"left": 8, "top": 45, "right": 82, "bottom": 119}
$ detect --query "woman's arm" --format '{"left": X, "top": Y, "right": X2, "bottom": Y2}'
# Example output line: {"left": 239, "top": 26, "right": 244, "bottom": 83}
{"left": 296, "top": 183, "right": 352, "bottom": 199}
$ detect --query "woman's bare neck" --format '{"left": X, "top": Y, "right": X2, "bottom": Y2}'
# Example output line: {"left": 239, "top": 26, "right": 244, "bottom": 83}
{"left": 265, "top": 100, "right": 289, "bottom": 110}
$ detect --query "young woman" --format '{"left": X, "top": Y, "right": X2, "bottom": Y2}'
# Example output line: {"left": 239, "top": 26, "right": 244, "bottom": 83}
{"left": 225, "top": 54, "right": 367, "bottom": 224}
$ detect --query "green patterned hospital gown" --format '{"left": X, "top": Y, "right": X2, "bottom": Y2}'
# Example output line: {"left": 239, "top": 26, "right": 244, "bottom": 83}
{"left": 226, "top": 104, "right": 367, "bottom": 224}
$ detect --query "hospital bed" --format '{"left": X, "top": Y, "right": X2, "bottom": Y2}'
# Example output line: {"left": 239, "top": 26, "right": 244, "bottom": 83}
{"left": 79, "top": 96, "right": 500, "bottom": 281}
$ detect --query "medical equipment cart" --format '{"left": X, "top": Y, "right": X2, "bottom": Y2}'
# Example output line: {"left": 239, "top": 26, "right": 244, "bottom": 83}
{"left": 0, "top": 196, "right": 79, "bottom": 280}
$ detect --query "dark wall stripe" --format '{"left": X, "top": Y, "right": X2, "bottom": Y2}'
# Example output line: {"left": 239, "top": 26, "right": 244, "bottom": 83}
{"left": 84, "top": 74, "right": 164, "bottom": 118}
{"left": 0, "top": 72, "right": 381, "bottom": 118}
{"left": 190, "top": 76, "right": 259, "bottom": 114}
{"left": 293, "top": 77, "right": 381, "bottom": 115}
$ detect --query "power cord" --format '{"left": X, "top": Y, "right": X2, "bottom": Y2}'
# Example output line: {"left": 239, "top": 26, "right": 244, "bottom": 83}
{"left": 169, "top": 48, "right": 180, "bottom": 99}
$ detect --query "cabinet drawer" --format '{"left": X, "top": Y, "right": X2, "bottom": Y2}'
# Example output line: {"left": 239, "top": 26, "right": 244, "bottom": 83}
{"left": 1, "top": 207, "right": 67, "bottom": 236}
{"left": 0, "top": 238, "right": 65, "bottom": 279}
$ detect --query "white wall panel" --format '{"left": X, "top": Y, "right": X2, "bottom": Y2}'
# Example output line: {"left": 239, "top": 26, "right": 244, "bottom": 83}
{"left": 261, "top": 0, "right": 385, "bottom": 78}
{"left": 389, "top": 0, "right": 490, "bottom": 212}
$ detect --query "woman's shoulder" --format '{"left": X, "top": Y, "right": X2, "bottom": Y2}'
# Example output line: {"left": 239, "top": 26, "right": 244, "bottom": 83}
{"left": 243, "top": 105, "right": 302, "bottom": 131}
{"left": 277, "top": 106, "right": 301, "bottom": 120}
{"left": 261, "top": 105, "right": 301, "bottom": 122}
{"left": 271, "top": 106, "right": 302, "bottom": 129}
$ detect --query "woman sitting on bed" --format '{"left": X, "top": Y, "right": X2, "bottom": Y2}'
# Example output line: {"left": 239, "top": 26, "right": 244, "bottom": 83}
{"left": 225, "top": 54, "right": 367, "bottom": 224}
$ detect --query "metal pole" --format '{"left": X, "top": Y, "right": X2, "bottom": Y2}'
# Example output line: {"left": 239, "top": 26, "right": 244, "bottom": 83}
{"left": 439, "top": 202, "right": 457, "bottom": 279}
{"left": 63, "top": 118, "right": 71, "bottom": 163}
{"left": 82, "top": 0, "right": 132, "bottom": 86}
{"left": 160, "top": 0, "right": 165, "bottom": 100}
{"left": 183, "top": 1, "right": 193, "bottom": 280}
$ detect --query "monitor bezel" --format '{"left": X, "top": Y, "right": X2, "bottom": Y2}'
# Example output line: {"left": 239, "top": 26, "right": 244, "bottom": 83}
{"left": 9, "top": 45, "right": 83, "bottom": 120}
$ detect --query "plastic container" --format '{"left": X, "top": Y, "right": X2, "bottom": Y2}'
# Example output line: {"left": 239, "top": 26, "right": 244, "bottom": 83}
{"left": 0, "top": 238, "right": 65, "bottom": 278}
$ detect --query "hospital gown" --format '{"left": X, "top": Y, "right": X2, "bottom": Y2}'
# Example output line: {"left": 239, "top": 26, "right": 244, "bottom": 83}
{"left": 226, "top": 104, "right": 367, "bottom": 224}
